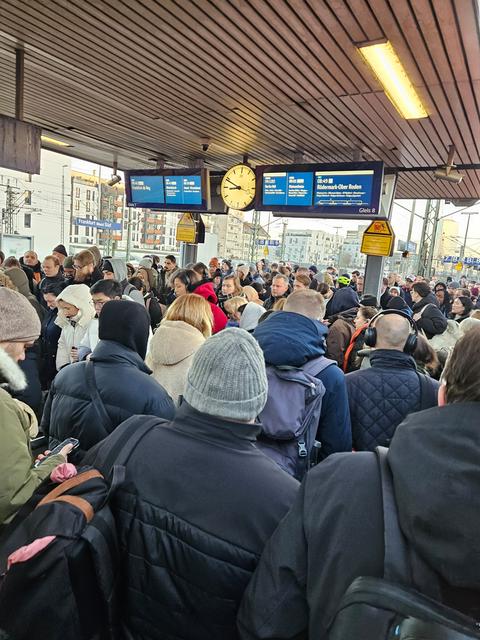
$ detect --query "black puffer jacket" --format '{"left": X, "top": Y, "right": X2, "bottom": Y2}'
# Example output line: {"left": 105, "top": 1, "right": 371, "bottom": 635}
{"left": 346, "top": 349, "right": 439, "bottom": 450}
{"left": 41, "top": 340, "right": 175, "bottom": 458}
{"left": 237, "top": 403, "right": 480, "bottom": 640}
{"left": 86, "top": 402, "right": 299, "bottom": 640}
{"left": 412, "top": 292, "right": 448, "bottom": 338}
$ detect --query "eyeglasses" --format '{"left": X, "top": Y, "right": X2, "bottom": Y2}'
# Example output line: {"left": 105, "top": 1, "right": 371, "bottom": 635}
{"left": 93, "top": 300, "right": 108, "bottom": 308}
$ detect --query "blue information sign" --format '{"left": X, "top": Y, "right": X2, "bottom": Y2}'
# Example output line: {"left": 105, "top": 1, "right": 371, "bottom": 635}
{"left": 125, "top": 169, "right": 210, "bottom": 211}
{"left": 263, "top": 172, "right": 314, "bottom": 206}
{"left": 256, "top": 161, "right": 384, "bottom": 219}
{"left": 287, "top": 172, "right": 313, "bottom": 206}
{"left": 74, "top": 217, "right": 122, "bottom": 231}
{"left": 182, "top": 175, "right": 202, "bottom": 204}
{"left": 314, "top": 170, "right": 373, "bottom": 208}
{"left": 263, "top": 172, "right": 288, "bottom": 206}
{"left": 130, "top": 175, "right": 164, "bottom": 204}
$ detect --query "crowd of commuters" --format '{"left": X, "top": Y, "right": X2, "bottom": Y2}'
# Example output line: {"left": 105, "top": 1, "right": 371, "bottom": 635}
{"left": 0, "top": 244, "right": 480, "bottom": 639}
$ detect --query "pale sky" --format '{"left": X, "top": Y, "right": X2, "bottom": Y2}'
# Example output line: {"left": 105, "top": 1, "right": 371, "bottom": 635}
{"left": 71, "top": 156, "right": 480, "bottom": 254}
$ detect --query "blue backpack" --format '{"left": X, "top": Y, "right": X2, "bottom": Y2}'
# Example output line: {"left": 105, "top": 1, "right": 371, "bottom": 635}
{"left": 257, "top": 356, "right": 335, "bottom": 480}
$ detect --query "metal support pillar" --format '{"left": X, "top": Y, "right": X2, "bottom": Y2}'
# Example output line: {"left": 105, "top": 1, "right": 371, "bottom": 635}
{"left": 249, "top": 209, "right": 260, "bottom": 263}
{"left": 363, "top": 255, "right": 384, "bottom": 300}
{"left": 280, "top": 219, "right": 288, "bottom": 261}
{"left": 180, "top": 242, "right": 198, "bottom": 267}
{"left": 15, "top": 48, "right": 24, "bottom": 120}
{"left": 417, "top": 200, "right": 441, "bottom": 277}
{"left": 126, "top": 207, "right": 132, "bottom": 261}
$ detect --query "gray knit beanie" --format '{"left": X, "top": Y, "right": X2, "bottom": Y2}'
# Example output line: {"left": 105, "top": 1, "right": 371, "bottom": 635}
{"left": 0, "top": 288, "right": 41, "bottom": 342}
{"left": 184, "top": 328, "right": 268, "bottom": 421}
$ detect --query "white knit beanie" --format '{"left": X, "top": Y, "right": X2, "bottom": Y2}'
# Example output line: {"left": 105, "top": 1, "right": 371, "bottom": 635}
{"left": 184, "top": 328, "right": 268, "bottom": 421}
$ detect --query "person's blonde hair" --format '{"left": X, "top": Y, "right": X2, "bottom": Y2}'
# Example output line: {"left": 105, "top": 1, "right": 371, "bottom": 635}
{"left": 273, "top": 297, "right": 288, "bottom": 311}
{"left": 163, "top": 293, "right": 213, "bottom": 338}
{"left": 224, "top": 296, "right": 247, "bottom": 317}
{"left": 242, "top": 285, "right": 263, "bottom": 305}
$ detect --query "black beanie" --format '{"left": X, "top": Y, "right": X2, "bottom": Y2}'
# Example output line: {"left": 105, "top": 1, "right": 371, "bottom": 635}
{"left": 387, "top": 296, "right": 409, "bottom": 311}
{"left": 53, "top": 244, "right": 68, "bottom": 257}
{"left": 98, "top": 300, "right": 150, "bottom": 359}
{"left": 360, "top": 294, "right": 378, "bottom": 308}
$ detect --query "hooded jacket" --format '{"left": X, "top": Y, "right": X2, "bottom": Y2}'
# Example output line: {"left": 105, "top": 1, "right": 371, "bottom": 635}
{"left": 346, "top": 349, "right": 439, "bottom": 451}
{"left": 0, "top": 348, "right": 64, "bottom": 525}
{"left": 41, "top": 340, "right": 175, "bottom": 459}
{"left": 254, "top": 311, "right": 352, "bottom": 457}
{"left": 148, "top": 320, "right": 206, "bottom": 405}
{"left": 412, "top": 292, "right": 448, "bottom": 338}
{"left": 103, "top": 258, "right": 145, "bottom": 306}
{"left": 237, "top": 403, "right": 480, "bottom": 640}
{"left": 54, "top": 284, "right": 96, "bottom": 369}
{"left": 239, "top": 303, "right": 266, "bottom": 332}
{"left": 84, "top": 402, "right": 299, "bottom": 640}
{"left": 192, "top": 283, "right": 228, "bottom": 334}
{"left": 325, "top": 285, "right": 359, "bottom": 318}
{"left": 325, "top": 307, "right": 357, "bottom": 366}
{"left": 4, "top": 267, "right": 45, "bottom": 321}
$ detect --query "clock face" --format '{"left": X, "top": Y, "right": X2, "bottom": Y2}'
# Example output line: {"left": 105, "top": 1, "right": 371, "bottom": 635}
{"left": 220, "top": 164, "right": 256, "bottom": 211}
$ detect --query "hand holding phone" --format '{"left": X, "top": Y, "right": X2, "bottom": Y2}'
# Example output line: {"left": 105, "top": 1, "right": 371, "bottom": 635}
{"left": 34, "top": 438, "right": 79, "bottom": 467}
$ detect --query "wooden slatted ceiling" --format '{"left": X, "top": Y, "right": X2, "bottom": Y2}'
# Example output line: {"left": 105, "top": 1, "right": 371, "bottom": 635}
{"left": 0, "top": 0, "right": 478, "bottom": 200}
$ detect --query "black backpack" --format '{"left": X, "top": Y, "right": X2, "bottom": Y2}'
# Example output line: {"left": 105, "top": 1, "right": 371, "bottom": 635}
{"left": 0, "top": 416, "right": 160, "bottom": 640}
{"left": 328, "top": 448, "right": 480, "bottom": 640}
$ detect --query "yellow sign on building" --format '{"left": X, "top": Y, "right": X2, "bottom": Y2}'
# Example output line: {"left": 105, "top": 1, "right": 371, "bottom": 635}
{"left": 360, "top": 219, "right": 395, "bottom": 257}
{"left": 176, "top": 212, "right": 197, "bottom": 244}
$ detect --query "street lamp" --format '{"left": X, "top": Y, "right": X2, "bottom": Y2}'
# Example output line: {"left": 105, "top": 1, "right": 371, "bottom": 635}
{"left": 460, "top": 211, "right": 479, "bottom": 262}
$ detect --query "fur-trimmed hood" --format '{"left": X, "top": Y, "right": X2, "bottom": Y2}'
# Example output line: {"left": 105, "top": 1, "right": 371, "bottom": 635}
{"left": 0, "top": 348, "right": 27, "bottom": 392}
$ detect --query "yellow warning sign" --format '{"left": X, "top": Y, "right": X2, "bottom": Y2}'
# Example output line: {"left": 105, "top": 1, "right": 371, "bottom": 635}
{"left": 176, "top": 212, "right": 197, "bottom": 244}
{"left": 360, "top": 219, "right": 395, "bottom": 257}
{"left": 455, "top": 262, "right": 463, "bottom": 271}
{"left": 263, "top": 246, "right": 269, "bottom": 256}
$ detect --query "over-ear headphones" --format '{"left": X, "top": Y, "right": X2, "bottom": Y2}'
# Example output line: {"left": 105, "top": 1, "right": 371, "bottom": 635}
{"left": 364, "top": 309, "right": 418, "bottom": 355}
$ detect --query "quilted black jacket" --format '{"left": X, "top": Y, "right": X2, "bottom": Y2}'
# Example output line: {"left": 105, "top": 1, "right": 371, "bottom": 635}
{"left": 92, "top": 402, "right": 299, "bottom": 640}
{"left": 346, "top": 349, "right": 439, "bottom": 450}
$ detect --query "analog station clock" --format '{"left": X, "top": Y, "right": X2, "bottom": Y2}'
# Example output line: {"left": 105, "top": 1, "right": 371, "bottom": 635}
{"left": 220, "top": 163, "right": 256, "bottom": 210}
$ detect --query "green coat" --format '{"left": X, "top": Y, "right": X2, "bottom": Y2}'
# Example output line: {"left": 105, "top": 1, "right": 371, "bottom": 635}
{"left": 0, "top": 352, "right": 64, "bottom": 525}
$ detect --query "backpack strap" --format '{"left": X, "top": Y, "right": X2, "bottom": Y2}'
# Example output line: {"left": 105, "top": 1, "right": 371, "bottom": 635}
{"left": 302, "top": 355, "right": 336, "bottom": 377}
{"left": 88, "top": 415, "right": 165, "bottom": 479}
{"left": 376, "top": 446, "right": 412, "bottom": 584}
{"left": 85, "top": 360, "right": 113, "bottom": 436}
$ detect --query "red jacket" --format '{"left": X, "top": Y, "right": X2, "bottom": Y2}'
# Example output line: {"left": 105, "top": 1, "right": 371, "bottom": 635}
{"left": 192, "top": 282, "right": 228, "bottom": 334}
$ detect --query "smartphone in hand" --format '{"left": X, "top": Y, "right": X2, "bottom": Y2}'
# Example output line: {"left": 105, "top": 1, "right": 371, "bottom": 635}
{"left": 34, "top": 438, "right": 80, "bottom": 467}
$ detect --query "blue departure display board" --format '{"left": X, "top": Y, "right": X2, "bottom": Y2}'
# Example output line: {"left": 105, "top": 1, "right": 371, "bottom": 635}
{"left": 129, "top": 175, "right": 165, "bottom": 205}
{"left": 256, "top": 161, "right": 384, "bottom": 219}
{"left": 125, "top": 169, "right": 209, "bottom": 211}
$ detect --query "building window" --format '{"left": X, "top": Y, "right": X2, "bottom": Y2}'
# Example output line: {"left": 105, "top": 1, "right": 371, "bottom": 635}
{"left": 24, "top": 213, "right": 31, "bottom": 228}
{"left": 75, "top": 225, "right": 79, "bottom": 235}
{"left": 86, "top": 190, "right": 91, "bottom": 200}
{"left": 92, "top": 191, "right": 95, "bottom": 202}
{"left": 75, "top": 187, "right": 80, "bottom": 198}
{"left": 24, "top": 190, "right": 32, "bottom": 205}
{"left": 86, "top": 202, "right": 91, "bottom": 212}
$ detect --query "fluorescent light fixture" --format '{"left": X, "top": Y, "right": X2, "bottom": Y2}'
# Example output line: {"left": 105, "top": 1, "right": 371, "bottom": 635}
{"left": 41, "top": 135, "right": 71, "bottom": 147}
{"left": 358, "top": 41, "right": 428, "bottom": 119}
